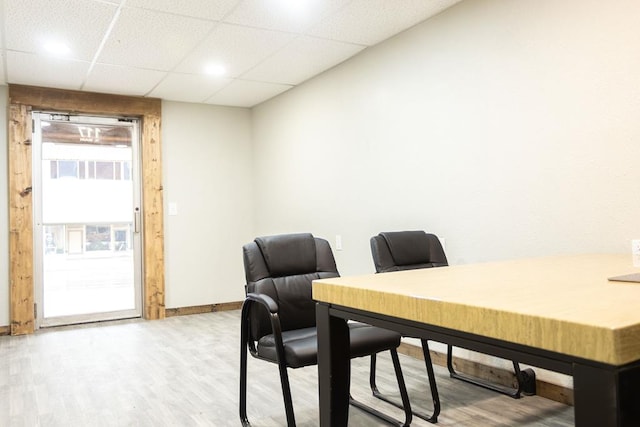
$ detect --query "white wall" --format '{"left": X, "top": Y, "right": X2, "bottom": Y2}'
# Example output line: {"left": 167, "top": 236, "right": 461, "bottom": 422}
{"left": 0, "top": 85, "right": 8, "bottom": 326}
{"left": 162, "top": 101, "right": 253, "bottom": 308}
{"left": 252, "top": 0, "right": 640, "bottom": 276}
{"left": 250, "top": 0, "right": 640, "bottom": 386}
{"left": 2, "top": 0, "right": 638, "bottom": 388}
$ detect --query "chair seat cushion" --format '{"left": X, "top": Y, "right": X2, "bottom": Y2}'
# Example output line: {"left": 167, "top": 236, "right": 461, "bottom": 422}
{"left": 256, "top": 324, "right": 401, "bottom": 369}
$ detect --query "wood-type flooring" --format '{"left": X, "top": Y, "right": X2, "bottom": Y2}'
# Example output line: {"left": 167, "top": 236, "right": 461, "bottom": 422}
{"left": 0, "top": 310, "right": 574, "bottom": 426}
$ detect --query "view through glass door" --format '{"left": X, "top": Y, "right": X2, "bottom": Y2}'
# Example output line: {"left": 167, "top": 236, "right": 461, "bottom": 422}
{"left": 33, "top": 113, "right": 142, "bottom": 327}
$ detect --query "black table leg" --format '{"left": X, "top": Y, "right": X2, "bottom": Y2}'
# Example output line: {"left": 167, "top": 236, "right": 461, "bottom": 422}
{"left": 573, "top": 362, "right": 640, "bottom": 426}
{"left": 317, "top": 303, "right": 350, "bottom": 427}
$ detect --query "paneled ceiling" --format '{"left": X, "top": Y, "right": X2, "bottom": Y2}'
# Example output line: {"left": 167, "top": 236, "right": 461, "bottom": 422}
{"left": 0, "top": 0, "right": 462, "bottom": 107}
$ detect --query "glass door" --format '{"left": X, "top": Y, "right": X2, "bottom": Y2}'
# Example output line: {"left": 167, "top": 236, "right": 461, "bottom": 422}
{"left": 33, "top": 113, "right": 142, "bottom": 327}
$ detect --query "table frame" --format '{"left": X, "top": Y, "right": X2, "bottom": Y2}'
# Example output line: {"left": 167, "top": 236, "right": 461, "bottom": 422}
{"left": 316, "top": 303, "right": 640, "bottom": 426}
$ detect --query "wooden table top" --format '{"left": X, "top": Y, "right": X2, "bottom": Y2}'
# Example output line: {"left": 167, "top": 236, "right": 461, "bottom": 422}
{"left": 313, "top": 254, "right": 640, "bottom": 366}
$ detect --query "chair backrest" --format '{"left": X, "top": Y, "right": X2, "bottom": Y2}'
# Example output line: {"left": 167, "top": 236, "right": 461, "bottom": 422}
{"left": 242, "top": 233, "right": 339, "bottom": 340}
{"left": 370, "top": 230, "right": 448, "bottom": 273}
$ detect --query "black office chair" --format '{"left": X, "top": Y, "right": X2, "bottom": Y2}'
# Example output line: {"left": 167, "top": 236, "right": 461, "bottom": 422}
{"left": 240, "top": 233, "right": 413, "bottom": 427}
{"left": 370, "top": 231, "right": 534, "bottom": 408}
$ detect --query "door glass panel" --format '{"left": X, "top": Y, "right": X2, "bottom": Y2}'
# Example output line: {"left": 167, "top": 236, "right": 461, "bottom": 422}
{"left": 35, "top": 114, "right": 141, "bottom": 324}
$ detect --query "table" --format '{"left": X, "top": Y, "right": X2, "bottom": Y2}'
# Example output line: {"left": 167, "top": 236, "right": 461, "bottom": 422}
{"left": 313, "top": 254, "right": 640, "bottom": 426}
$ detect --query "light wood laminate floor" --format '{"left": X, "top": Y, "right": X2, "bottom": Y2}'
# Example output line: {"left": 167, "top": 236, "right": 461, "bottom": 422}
{"left": 0, "top": 311, "right": 574, "bottom": 426}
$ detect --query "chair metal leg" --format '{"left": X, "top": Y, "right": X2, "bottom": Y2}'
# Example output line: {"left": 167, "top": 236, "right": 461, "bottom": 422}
{"left": 447, "top": 344, "right": 534, "bottom": 398}
{"left": 240, "top": 303, "right": 296, "bottom": 426}
{"left": 390, "top": 348, "right": 413, "bottom": 426}
{"left": 277, "top": 360, "right": 296, "bottom": 426}
{"left": 239, "top": 314, "right": 251, "bottom": 427}
{"left": 369, "top": 352, "right": 379, "bottom": 393}
{"left": 272, "top": 321, "right": 296, "bottom": 426}
{"left": 240, "top": 350, "right": 296, "bottom": 426}
{"left": 351, "top": 349, "right": 412, "bottom": 426}
{"left": 419, "top": 340, "right": 441, "bottom": 422}
{"left": 370, "top": 342, "right": 440, "bottom": 423}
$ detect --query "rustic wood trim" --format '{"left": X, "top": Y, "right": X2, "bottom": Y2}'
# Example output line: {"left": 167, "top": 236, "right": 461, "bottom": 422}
{"left": 8, "top": 84, "right": 165, "bottom": 334}
{"left": 535, "top": 378, "right": 574, "bottom": 406}
{"left": 141, "top": 112, "right": 165, "bottom": 320}
{"left": 0, "top": 326, "right": 10, "bottom": 336}
{"left": 398, "top": 342, "right": 574, "bottom": 406}
{"left": 165, "top": 302, "right": 243, "bottom": 317}
{"left": 8, "top": 84, "right": 160, "bottom": 116}
{"left": 8, "top": 104, "right": 35, "bottom": 335}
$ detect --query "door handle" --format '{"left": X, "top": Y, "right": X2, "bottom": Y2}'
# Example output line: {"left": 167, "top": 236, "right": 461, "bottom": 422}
{"left": 134, "top": 207, "right": 141, "bottom": 233}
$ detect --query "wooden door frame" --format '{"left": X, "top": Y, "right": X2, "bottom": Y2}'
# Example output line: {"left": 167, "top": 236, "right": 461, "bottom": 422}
{"left": 8, "top": 84, "right": 165, "bottom": 335}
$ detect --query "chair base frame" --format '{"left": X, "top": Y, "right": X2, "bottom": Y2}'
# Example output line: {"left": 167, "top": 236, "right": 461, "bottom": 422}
{"left": 370, "top": 339, "right": 440, "bottom": 424}
{"left": 446, "top": 344, "right": 536, "bottom": 398}
{"left": 369, "top": 340, "right": 538, "bottom": 424}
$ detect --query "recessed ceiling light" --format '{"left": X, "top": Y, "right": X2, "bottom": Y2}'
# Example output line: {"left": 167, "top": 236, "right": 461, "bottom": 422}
{"left": 204, "top": 63, "right": 227, "bottom": 77}
{"left": 43, "top": 40, "right": 71, "bottom": 56}
{"left": 275, "top": 0, "right": 318, "bottom": 18}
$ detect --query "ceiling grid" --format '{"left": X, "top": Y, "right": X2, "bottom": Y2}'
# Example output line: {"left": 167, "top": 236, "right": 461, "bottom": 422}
{"left": 1, "top": 0, "right": 462, "bottom": 107}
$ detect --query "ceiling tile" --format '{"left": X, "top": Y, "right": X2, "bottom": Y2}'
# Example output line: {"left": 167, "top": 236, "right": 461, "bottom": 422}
{"left": 175, "top": 23, "right": 294, "bottom": 77}
{"left": 98, "top": 7, "right": 215, "bottom": 71}
{"left": 126, "top": 0, "right": 241, "bottom": 21}
{"left": 224, "top": 0, "right": 347, "bottom": 34}
{"left": 0, "top": 0, "right": 463, "bottom": 107}
{"left": 205, "top": 79, "right": 292, "bottom": 107}
{"left": 148, "top": 72, "right": 231, "bottom": 103}
{"left": 309, "top": 0, "right": 463, "bottom": 45}
{"left": 6, "top": 51, "right": 89, "bottom": 90}
{"left": 83, "top": 63, "right": 167, "bottom": 96}
{"left": 243, "top": 35, "right": 365, "bottom": 85}
{"left": 4, "top": 0, "right": 118, "bottom": 61}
